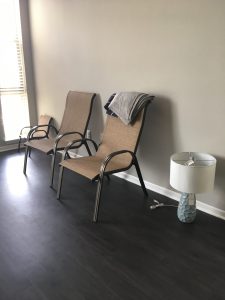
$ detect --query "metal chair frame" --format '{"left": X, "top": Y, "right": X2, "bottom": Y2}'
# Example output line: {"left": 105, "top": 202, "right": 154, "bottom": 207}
{"left": 18, "top": 118, "right": 52, "bottom": 152}
{"left": 23, "top": 93, "right": 96, "bottom": 187}
{"left": 57, "top": 100, "right": 151, "bottom": 223}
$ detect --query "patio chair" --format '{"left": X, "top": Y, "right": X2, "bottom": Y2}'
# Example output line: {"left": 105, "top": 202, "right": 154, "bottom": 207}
{"left": 23, "top": 91, "right": 96, "bottom": 187}
{"left": 57, "top": 95, "right": 153, "bottom": 222}
{"left": 18, "top": 114, "right": 52, "bottom": 152}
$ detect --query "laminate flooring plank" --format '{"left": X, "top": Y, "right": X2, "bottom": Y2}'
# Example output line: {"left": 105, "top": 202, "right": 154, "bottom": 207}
{"left": 0, "top": 151, "right": 225, "bottom": 300}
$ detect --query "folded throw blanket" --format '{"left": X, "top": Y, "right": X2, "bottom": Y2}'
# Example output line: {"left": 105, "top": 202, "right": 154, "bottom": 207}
{"left": 104, "top": 93, "right": 118, "bottom": 117}
{"left": 108, "top": 92, "right": 153, "bottom": 124}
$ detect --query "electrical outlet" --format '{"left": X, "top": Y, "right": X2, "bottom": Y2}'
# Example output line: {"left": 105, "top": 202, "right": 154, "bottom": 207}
{"left": 86, "top": 129, "right": 91, "bottom": 139}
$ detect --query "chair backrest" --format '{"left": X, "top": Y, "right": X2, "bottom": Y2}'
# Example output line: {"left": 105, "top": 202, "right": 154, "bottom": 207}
{"left": 32, "top": 114, "right": 52, "bottom": 137}
{"left": 38, "top": 114, "right": 52, "bottom": 125}
{"left": 59, "top": 91, "right": 95, "bottom": 136}
{"left": 38, "top": 114, "right": 52, "bottom": 129}
{"left": 96, "top": 101, "right": 150, "bottom": 164}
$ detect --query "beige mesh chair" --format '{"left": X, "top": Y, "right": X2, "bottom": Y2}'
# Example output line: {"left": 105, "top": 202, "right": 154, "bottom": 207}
{"left": 57, "top": 97, "right": 153, "bottom": 222}
{"left": 23, "top": 91, "right": 96, "bottom": 187}
{"left": 18, "top": 114, "right": 52, "bottom": 152}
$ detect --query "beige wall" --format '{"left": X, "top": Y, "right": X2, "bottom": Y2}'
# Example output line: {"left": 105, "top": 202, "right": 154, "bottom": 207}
{"left": 29, "top": 0, "right": 225, "bottom": 210}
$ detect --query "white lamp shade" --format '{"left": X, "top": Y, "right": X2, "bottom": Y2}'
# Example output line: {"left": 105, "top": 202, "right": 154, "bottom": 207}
{"left": 170, "top": 152, "right": 216, "bottom": 194}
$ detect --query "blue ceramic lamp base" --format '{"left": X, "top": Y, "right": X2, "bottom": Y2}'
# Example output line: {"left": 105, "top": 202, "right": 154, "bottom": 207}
{"left": 177, "top": 193, "right": 196, "bottom": 223}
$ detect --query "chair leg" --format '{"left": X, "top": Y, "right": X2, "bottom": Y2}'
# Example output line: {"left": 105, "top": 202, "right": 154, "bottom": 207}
{"left": 23, "top": 146, "right": 29, "bottom": 174}
{"left": 18, "top": 137, "right": 21, "bottom": 152}
{"left": 133, "top": 157, "right": 148, "bottom": 196}
{"left": 66, "top": 152, "right": 71, "bottom": 159}
{"left": 93, "top": 175, "right": 104, "bottom": 223}
{"left": 57, "top": 166, "right": 64, "bottom": 200}
{"left": 50, "top": 150, "right": 56, "bottom": 188}
{"left": 28, "top": 147, "right": 32, "bottom": 157}
{"left": 84, "top": 141, "right": 92, "bottom": 156}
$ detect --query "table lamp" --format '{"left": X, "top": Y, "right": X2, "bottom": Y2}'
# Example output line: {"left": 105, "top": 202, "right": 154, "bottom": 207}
{"left": 170, "top": 152, "right": 216, "bottom": 223}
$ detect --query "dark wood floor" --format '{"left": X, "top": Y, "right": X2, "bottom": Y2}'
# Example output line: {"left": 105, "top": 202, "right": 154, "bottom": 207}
{"left": 0, "top": 150, "right": 225, "bottom": 300}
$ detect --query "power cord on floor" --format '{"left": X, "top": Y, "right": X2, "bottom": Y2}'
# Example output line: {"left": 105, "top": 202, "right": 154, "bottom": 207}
{"left": 150, "top": 199, "right": 178, "bottom": 210}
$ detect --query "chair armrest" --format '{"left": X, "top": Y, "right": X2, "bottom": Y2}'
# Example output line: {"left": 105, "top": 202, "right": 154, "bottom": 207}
{"left": 30, "top": 129, "right": 48, "bottom": 138}
{"left": 55, "top": 131, "right": 83, "bottom": 144}
{"left": 27, "top": 124, "right": 58, "bottom": 140}
{"left": 84, "top": 138, "right": 98, "bottom": 152}
{"left": 100, "top": 150, "right": 135, "bottom": 174}
{"left": 62, "top": 137, "right": 98, "bottom": 160}
{"left": 19, "top": 125, "right": 32, "bottom": 136}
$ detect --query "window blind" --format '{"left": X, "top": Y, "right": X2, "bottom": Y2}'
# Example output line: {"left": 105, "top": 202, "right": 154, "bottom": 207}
{"left": 0, "top": 0, "right": 30, "bottom": 141}
{"left": 0, "top": 0, "right": 26, "bottom": 94}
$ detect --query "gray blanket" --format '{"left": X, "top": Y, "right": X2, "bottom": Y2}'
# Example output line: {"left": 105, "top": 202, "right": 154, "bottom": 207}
{"left": 108, "top": 92, "right": 153, "bottom": 124}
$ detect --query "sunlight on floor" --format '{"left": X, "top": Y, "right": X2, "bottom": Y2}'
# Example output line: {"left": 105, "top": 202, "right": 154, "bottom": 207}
{"left": 5, "top": 154, "right": 29, "bottom": 197}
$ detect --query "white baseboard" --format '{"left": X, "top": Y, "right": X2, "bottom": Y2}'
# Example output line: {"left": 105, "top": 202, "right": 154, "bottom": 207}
{"left": 115, "top": 172, "right": 225, "bottom": 221}
{"left": 0, "top": 144, "right": 18, "bottom": 152}
{"left": 67, "top": 153, "right": 225, "bottom": 221}
{"left": 3, "top": 147, "right": 224, "bottom": 221}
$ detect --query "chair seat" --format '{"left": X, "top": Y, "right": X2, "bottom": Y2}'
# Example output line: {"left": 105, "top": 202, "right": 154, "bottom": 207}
{"left": 25, "top": 138, "right": 55, "bottom": 154}
{"left": 21, "top": 130, "right": 48, "bottom": 139}
{"left": 60, "top": 154, "right": 132, "bottom": 180}
{"left": 25, "top": 133, "right": 83, "bottom": 154}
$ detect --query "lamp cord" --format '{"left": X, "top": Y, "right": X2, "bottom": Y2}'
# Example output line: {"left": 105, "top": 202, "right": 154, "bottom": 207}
{"left": 150, "top": 199, "right": 178, "bottom": 210}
